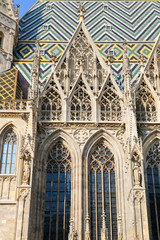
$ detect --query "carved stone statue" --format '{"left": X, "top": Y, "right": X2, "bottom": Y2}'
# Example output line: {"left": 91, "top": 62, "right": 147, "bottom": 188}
{"left": 22, "top": 151, "right": 31, "bottom": 185}
{"left": 133, "top": 162, "right": 141, "bottom": 186}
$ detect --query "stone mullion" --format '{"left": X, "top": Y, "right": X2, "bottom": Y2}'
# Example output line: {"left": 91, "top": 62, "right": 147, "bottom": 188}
{"left": 49, "top": 167, "right": 53, "bottom": 240}
{"left": 94, "top": 98, "right": 98, "bottom": 123}
{"left": 85, "top": 153, "right": 90, "bottom": 240}
{"left": 63, "top": 169, "right": 67, "bottom": 240}
{"left": 156, "top": 97, "right": 160, "bottom": 122}
{"left": 9, "top": 140, "right": 13, "bottom": 174}
{"left": 56, "top": 166, "right": 60, "bottom": 240}
{"left": 101, "top": 166, "right": 105, "bottom": 216}
{"left": 95, "top": 170, "right": 98, "bottom": 240}
{"left": 4, "top": 141, "right": 9, "bottom": 174}
{"left": 108, "top": 169, "right": 113, "bottom": 240}
{"left": 62, "top": 98, "right": 67, "bottom": 122}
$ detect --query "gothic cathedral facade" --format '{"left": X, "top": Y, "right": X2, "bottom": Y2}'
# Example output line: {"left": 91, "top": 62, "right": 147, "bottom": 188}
{"left": 0, "top": 0, "right": 160, "bottom": 240}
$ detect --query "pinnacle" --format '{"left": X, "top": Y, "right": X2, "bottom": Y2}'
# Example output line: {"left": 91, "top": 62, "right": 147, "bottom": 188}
{"left": 77, "top": 3, "right": 86, "bottom": 22}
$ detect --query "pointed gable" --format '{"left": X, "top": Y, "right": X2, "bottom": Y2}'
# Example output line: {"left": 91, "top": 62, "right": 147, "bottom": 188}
{"left": 43, "top": 21, "right": 109, "bottom": 98}
{"left": 144, "top": 36, "right": 160, "bottom": 90}
{"left": 70, "top": 76, "right": 92, "bottom": 121}
{"left": 136, "top": 78, "right": 157, "bottom": 122}
{"left": 100, "top": 77, "right": 122, "bottom": 121}
{"left": 39, "top": 78, "right": 62, "bottom": 122}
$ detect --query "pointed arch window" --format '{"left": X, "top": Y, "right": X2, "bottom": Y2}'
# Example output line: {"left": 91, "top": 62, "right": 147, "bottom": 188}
{"left": 71, "top": 80, "right": 92, "bottom": 121}
{"left": 100, "top": 80, "right": 121, "bottom": 121}
{"left": 89, "top": 142, "right": 118, "bottom": 239}
{"left": 43, "top": 141, "right": 71, "bottom": 240}
{"left": 136, "top": 81, "right": 156, "bottom": 122}
{"left": 0, "top": 129, "right": 17, "bottom": 174}
{"left": 40, "top": 85, "right": 62, "bottom": 121}
{"left": 146, "top": 141, "right": 160, "bottom": 239}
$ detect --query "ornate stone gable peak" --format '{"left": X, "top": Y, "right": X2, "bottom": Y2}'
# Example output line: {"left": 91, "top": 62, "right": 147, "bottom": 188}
{"left": 0, "top": 0, "right": 19, "bottom": 20}
{"left": 39, "top": 78, "right": 62, "bottom": 122}
{"left": 99, "top": 77, "right": 122, "bottom": 121}
{"left": 136, "top": 78, "right": 157, "bottom": 122}
{"left": 41, "top": 21, "right": 108, "bottom": 97}
{"left": 140, "top": 36, "right": 160, "bottom": 91}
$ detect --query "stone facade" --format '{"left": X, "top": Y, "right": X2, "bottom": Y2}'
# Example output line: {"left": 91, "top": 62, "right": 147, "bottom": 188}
{"left": 0, "top": 0, "right": 19, "bottom": 72}
{"left": 0, "top": 1, "right": 160, "bottom": 240}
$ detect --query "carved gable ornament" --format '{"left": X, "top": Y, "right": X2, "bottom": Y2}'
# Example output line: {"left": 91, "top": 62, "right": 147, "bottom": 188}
{"left": 40, "top": 20, "right": 109, "bottom": 99}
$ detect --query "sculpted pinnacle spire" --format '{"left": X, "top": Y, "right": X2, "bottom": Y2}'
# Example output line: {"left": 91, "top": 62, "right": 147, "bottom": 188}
{"left": 29, "top": 41, "right": 40, "bottom": 99}
{"left": 138, "top": 54, "right": 146, "bottom": 73}
{"left": 122, "top": 40, "right": 132, "bottom": 104}
{"left": 77, "top": 3, "right": 86, "bottom": 22}
{"left": 50, "top": 53, "right": 58, "bottom": 71}
{"left": 122, "top": 40, "right": 131, "bottom": 76}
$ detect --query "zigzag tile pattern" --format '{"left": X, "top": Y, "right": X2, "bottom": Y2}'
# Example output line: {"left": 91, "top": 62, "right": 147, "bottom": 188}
{"left": 13, "top": 1, "right": 160, "bottom": 90}
{"left": 19, "top": 1, "right": 160, "bottom": 41}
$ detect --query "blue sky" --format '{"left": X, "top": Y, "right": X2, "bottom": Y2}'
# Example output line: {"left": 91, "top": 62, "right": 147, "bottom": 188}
{"left": 14, "top": 0, "right": 38, "bottom": 19}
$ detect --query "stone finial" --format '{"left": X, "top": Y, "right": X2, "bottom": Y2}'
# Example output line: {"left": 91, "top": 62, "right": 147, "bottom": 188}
{"left": 85, "top": 215, "right": 91, "bottom": 240}
{"left": 105, "top": 54, "right": 114, "bottom": 65}
{"left": 122, "top": 40, "right": 131, "bottom": 75}
{"left": 31, "top": 41, "right": 40, "bottom": 77}
{"left": 35, "top": 40, "right": 40, "bottom": 55}
{"left": 68, "top": 218, "right": 74, "bottom": 240}
{"left": 50, "top": 53, "right": 58, "bottom": 71}
{"left": 29, "top": 41, "right": 40, "bottom": 99}
{"left": 77, "top": 3, "right": 86, "bottom": 21}
{"left": 101, "top": 211, "right": 108, "bottom": 240}
{"left": 123, "top": 40, "right": 128, "bottom": 57}
{"left": 138, "top": 54, "right": 146, "bottom": 67}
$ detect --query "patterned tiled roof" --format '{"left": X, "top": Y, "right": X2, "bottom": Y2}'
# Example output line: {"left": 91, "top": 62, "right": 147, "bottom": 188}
{"left": 0, "top": 67, "right": 23, "bottom": 100}
{"left": 13, "top": 1, "right": 160, "bottom": 94}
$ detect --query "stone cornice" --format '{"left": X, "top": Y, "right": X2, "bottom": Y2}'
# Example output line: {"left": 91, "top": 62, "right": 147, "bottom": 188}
{"left": 38, "top": 121, "right": 122, "bottom": 128}
{"left": 0, "top": 112, "right": 29, "bottom": 119}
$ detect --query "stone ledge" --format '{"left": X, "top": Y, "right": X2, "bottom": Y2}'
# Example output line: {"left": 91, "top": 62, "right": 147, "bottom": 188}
{"left": 0, "top": 200, "right": 16, "bottom": 205}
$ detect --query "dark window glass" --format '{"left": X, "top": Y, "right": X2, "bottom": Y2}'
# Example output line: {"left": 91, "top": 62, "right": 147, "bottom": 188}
{"left": 43, "top": 141, "right": 71, "bottom": 240}
{"left": 90, "top": 143, "right": 118, "bottom": 239}
{"left": 146, "top": 141, "right": 160, "bottom": 239}
{"left": 0, "top": 129, "right": 17, "bottom": 174}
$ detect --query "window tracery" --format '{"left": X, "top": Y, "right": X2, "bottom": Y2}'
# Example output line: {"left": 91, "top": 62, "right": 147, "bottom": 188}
{"left": 40, "top": 81, "right": 62, "bottom": 121}
{"left": 55, "top": 28, "right": 107, "bottom": 94}
{"left": 90, "top": 142, "right": 117, "bottom": 240}
{"left": 44, "top": 141, "right": 71, "bottom": 240}
{"left": 0, "top": 129, "right": 17, "bottom": 174}
{"left": 136, "top": 81, "right": 156, "bottom": 122}
{"left": 69, "top": 29, "right": 95, "bottom": 87}
{"left": 70, "top": 80, "right": 92, "bottom": 121}
{"left": 146, "top": 141, "right": 160, "bottom": 239}
{"left": 100, "top": 79, "right": 121, "bottom": 121}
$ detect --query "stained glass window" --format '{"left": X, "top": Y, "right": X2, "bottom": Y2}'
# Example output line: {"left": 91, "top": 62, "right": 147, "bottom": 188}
{"left": 90, "top": 143, "right": 118, "bottom": 240}
{"left": 146, "top": 141, "right": 160, "bottom": 239}
{"left": 0, "top": 129, "right": 17, "bottom": 174}
{"left": 43, "top": 141, "right": 71, "bottom": 240}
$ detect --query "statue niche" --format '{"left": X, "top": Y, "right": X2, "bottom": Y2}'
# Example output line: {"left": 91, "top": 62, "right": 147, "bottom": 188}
{"left": 132, "top": 153, "right": 142, "bottom": 187}
{"left": 21, "top": 150, "right": 31, "bottom": 185}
